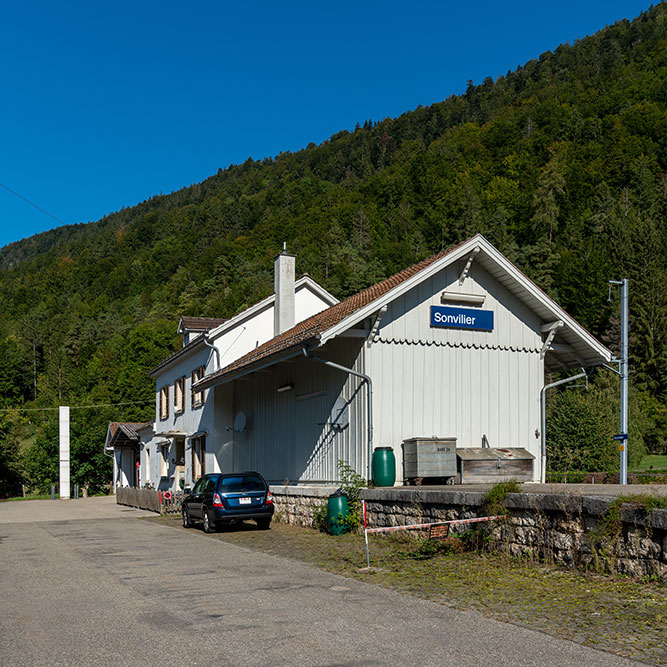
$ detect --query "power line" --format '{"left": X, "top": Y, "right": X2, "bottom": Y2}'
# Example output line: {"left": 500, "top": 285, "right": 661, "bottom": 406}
{"left": 0, "top": 182, "right": 68, "bottom": 227}
{"left": 0, "top": 399, "right": 154, "bottom": 413}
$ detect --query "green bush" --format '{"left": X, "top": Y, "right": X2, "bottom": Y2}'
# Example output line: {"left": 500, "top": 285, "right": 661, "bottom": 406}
{"left": 312, "top": 501, "right": 328, "bottom": 532}
{"left": 335, "top": 459, "right": 367, "bottom": 532}
{"left": 546, "top": 373, "right": 651, "bottom": 473}
{"left": 482, "top": 479, "right": 520, "bottom": 516}
{"left": 409, "top": 536, "right": 465, "bottom": 559}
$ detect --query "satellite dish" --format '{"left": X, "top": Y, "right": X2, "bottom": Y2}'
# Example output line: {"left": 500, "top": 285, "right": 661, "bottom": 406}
{"left": 331, "top": 397, "right": 349, "bottom": 431}
{"left": 233, "top": 411, "right": 247, "bottom": 433}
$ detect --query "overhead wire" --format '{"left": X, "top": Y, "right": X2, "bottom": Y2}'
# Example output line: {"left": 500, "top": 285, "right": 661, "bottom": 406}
{"left": 0, "top": 399, "right": 154, "bottom": 413}
{"left": 0, "top": 182, "right": 68, "bottom": 226}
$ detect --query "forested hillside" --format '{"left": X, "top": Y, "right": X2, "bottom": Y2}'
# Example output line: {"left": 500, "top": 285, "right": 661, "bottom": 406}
{"left": 1, "top": 4, "right": 666, "bottom": 495}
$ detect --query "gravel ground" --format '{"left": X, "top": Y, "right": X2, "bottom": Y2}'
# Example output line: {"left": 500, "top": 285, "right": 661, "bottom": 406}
{"left": 151, "top": 514, "right": 667, "bottom": 665}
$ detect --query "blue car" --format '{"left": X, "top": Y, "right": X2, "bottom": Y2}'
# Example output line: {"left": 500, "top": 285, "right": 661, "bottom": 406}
{"left": 182, "top": 472, "right": 274, "bottom": 532}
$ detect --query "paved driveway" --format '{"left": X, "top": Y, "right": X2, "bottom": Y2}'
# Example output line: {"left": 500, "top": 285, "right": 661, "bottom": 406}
{"left": 0, "top": 497, "right": 639, "bottom": 666}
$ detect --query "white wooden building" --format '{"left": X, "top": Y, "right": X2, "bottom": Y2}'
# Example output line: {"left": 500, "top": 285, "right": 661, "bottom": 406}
{"left": 193, "top": 235, "right": 612, "bottom": 485}
{"left": 106, "top": 271, "right": 337, "bottom": 491}
{"left": 107, "top": 234, "right": 612, "bottom": 490}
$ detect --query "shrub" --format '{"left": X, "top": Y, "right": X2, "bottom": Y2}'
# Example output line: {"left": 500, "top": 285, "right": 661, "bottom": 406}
{"left": 335, "top": 459, "right": 367, "bottom": 532}
{"left": 482, "top": 479, "right": 520, "bottom": 516}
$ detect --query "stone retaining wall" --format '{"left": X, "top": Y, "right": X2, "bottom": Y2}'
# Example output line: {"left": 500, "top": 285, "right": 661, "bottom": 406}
{"left": 362, "top": 487, "right": 667, "bottom": 579}
{"left": 271, "top": 485, "right": 667, "bottom": 579}
{"left": 270, "top": 485, "right": 334, "bottom": 527}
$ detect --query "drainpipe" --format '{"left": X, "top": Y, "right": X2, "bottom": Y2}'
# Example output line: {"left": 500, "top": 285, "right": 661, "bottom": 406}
{"left": 202, "top": 335, "right": 220, "bottom": 372}
{"left": 540, "top": 370, "right": 589, "bottom": 483}
{"left": 302, "top": 346, "right": 373, "bottom": 481}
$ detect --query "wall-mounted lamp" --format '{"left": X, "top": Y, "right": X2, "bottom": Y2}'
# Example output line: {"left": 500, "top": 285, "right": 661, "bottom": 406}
{"left": 276, "top": 383, "right": 294, "bottom": 393}
{"left": 441, "top": 290, "right": 486, "bottom": 306}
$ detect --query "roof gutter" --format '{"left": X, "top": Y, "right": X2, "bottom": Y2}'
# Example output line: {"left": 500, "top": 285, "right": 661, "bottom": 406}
{"left": 302, "top": 346, "right": 373, "bottom": 481}
{"left": 202, "top": 335, "right": 221, "bottom": 373}
{"left": 540, "top": 369, "right": 590, "bottom": 483}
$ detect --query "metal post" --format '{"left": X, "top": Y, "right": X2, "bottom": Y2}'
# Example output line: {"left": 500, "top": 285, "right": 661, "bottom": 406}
{"left": 51, "top": 484, "right": 55, "bottom": 500}
{"left": 610, "top": 279, "right": 629, "bottom": 485}
{"left": 363, "top": 499, "right": 370, "bottom": 568}
{"left": 620, "top": 278, "right": 629, "bottom": 485}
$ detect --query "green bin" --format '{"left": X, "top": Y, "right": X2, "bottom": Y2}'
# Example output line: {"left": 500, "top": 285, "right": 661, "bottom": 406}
{"left": 372, "top": 447, "right": 396, "bottom": 487}
{"left": 327, "top": 491, "right": 349, "bottom": 535}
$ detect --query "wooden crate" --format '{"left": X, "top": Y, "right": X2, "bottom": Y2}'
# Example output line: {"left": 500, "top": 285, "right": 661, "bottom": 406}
{"left": 402, "top": 437, "right": 457, "bottom": 482}
{"left": 457, "top": 447, "right": 534, "bottom": 484}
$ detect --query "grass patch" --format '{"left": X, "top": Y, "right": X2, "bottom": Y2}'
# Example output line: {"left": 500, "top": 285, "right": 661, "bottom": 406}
{"left": 1, "top": 493, "right": 52, "bottom": 502}
{"left": 636, "top": 454, "right": 667, "bottom": 470}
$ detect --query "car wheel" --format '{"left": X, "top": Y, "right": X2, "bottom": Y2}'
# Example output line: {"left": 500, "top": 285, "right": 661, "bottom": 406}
{"left": 256, "top": 517, "right": 271, "bottom": 530}
{"left": 202, "top": 508, "right": 216, "bottom": 533}
{"left": 182, "top": 507, "right": 193, "bottom": 528}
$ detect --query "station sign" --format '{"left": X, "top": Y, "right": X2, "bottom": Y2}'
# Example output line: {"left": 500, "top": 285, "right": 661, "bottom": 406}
{"left": 430, "top": 305, "right": 494, "bottom": 331}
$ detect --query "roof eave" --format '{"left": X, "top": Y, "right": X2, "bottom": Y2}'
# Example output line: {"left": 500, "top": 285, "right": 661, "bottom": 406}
{"left": 319, "top": 237, "right": 482, "bottom": 345}
{"left": 195, "top": 336, "right": 321, "bottom": 391}
{"left": 319, "top": 234, "right": 612, "bottom": 365}
{"left": 148, "top": 337, "right": 207, "bottom": 376}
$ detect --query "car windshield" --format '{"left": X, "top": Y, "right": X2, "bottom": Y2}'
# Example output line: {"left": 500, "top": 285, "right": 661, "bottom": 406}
{"left": 220, "top": 475, "right": 265, "bottom": 493}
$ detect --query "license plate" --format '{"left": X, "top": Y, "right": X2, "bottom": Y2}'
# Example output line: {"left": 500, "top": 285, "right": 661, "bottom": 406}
{"left": 239, "top": 497, "right": 251, "bottom": 505}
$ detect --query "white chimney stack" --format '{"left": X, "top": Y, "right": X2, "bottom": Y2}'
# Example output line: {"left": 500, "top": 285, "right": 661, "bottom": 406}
{"left": 274, "top": 244, "right": 295, "bottom": 336}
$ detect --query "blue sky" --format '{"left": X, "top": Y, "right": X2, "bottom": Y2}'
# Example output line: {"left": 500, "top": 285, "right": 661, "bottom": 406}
{"left": 0, "top": 1, "right": 654, "bottom": 249}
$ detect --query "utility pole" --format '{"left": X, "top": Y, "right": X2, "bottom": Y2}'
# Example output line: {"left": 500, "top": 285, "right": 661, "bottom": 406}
{"left": 609, "top": 279, "right": 629, "bottom": 485}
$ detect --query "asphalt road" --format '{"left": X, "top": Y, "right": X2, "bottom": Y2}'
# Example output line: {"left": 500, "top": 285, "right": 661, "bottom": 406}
{"left": 0, "top": 497, "right": 640, "bottom": 667}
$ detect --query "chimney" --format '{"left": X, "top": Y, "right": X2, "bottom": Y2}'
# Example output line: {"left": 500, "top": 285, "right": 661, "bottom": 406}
{"left": 274, "top": 244, "right": 295, "bottom": 336}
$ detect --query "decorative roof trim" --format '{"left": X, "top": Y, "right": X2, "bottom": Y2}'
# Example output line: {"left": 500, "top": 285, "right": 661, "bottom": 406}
{"left": 376, "top": 337, "right": 541, "bottom": 353}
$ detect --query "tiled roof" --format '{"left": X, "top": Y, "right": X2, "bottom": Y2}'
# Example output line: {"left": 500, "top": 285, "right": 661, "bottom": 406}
{"left": 198, "top": 248, "right": 456, "bottom": 388}
{"left": 108, "top": 421, "right": 152, "bottom": 444}
{"left": 179, "top": 316, "right": 227, "bottom": 331}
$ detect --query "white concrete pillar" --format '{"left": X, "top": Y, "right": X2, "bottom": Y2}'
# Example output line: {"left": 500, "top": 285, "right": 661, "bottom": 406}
{"left": 59, "top": 406, "right": 70, "bottom": 499}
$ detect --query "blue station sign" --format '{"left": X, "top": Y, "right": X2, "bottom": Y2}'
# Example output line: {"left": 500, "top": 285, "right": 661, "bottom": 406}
{"left": 430, "top": 305, "right": 494, "bottom": 331}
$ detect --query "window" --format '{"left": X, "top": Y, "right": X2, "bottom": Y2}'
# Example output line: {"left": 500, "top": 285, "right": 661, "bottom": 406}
{"left": 174, "top": 376, "right": 185, "bottom": 413}
{"left": 160, "top": 444, "right": 169, "bottom": 478}
{"left": 145, "top": 448, "right": 151, "bottom": 484}
{"left": 192, "top": 436, "right": 206, "bottom": 480}
{"left": 159, "top": 386, "right": 169, "bottom": 420}
{"left": 191, "top": 365, "right": 206, "bottom": 408}
{"left": 220, "top": 475, "right": 265, "bottom": 493}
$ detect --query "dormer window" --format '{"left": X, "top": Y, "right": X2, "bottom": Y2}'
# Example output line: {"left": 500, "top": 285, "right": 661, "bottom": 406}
{"left": 178, "top": 316, "right": 227, "bottom": 347}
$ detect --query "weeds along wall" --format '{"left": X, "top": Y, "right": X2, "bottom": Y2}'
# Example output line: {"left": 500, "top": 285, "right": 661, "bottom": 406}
{"left": 270, "top": 485, "right": 667, "bottom": 580}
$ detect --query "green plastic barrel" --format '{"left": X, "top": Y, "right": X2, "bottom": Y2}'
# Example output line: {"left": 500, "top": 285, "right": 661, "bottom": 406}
{"left": 372, "top": 447, "right": 396, "bottom": 487}
{"left": 327, "top": 492, "right": 349, "bottom": 535}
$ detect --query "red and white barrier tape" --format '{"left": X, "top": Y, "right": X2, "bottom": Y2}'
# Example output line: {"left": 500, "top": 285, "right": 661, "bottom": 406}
{"left": 365, "top": 514, "right": 505, "bottom": 534}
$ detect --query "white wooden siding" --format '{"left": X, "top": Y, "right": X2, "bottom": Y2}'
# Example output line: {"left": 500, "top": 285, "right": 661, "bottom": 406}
{"left": 231, "top": 339, "right": 367, "bottom": 483}
{"left": 368, "top": 260, "right": 545, "bottom": 482}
